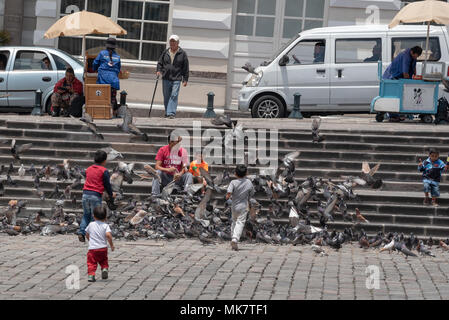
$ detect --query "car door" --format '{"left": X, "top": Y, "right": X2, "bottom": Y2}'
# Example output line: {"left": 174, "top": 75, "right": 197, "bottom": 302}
{"left": 0, "top": 49, "right": 11, "bottom": 107}
{"left": 8, "top": 49, "right": 58, "bottom": 107}
{"left": 330, "top": 34, "right": 386, "bottom": 108}
{"left": 278, "top": 36, "right": 330, "bottom": 107}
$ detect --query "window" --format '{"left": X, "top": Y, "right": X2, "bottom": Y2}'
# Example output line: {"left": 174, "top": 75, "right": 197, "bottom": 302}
{"left": 58, "top": 0, "right": 170, "bottom": 62}
{"left": 0, "top": 51, "right": 10, "bottom": 70}
{"left": 13, "top": 51, "right": 51, "bottom": 71}
{"left": 51, "top": 54, "right": 71, "bottom": 70}
{"left": 286, "top": 39, "right": 325, "bottom": 65}
{"left": 336, "top": 39, "right": 382, "bottom": 64}
{"left": 392, "top": 37, "right": 441, "bottom": 61}
{"left": 235, "top": 0, "right": 277, "bottom": 37}
{"left": 283, "top": 0, "right": 325, "bottom": 39}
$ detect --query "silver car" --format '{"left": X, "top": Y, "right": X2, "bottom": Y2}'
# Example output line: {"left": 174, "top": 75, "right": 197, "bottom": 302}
{"left": 0, "top": 46, "right": 84, "bottom": 113}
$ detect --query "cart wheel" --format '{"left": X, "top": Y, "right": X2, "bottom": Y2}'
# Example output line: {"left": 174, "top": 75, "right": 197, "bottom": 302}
{"left": 420, "top": 114, "right": 433, "bottom": 124}
{"left": 375, "top": 113, "right": 385, "bottom": 122}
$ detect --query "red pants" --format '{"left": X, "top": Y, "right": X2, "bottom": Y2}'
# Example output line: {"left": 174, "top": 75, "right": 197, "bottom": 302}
{"left": 87, "top": 248, "right": 108, "bottom": 276}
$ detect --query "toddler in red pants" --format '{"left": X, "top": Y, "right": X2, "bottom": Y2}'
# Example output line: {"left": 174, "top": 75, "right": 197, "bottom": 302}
{"left": 85, "top": 205, "right": 114, "bottom": 282}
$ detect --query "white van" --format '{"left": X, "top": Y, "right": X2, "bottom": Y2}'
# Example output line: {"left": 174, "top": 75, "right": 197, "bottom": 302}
{"left": 238, "top": 24, "right": 449, "bottom": 118}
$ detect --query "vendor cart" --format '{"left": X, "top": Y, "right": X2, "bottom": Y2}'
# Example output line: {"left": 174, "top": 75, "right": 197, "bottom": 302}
{"left": 370, "top": 61, "right": 442, "bottom": 123}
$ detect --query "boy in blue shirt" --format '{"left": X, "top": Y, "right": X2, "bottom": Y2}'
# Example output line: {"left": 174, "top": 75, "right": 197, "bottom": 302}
{"left": 418, "top": 149, "right": 446, "bottom": 206}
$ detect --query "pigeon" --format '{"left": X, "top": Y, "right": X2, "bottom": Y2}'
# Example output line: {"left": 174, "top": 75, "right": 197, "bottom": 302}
{"left": 199, "top": 233, "right": 215, "bottom": 245}
{"left": 117, "top": 105, "right": 149, "bottom": 141}
{"left": 379, "top": 238, "right": 395, "bottom": 253}
{"left": 211, "top": 114, "right": 235, "bottom": 128}
{"left": 18, "top": 164, "right": 25, "bottom": 177}
{"left": 311, "top": 117, "right": 324, "bottom": 143}
{"left": 400, "top": 244, "right": 417, "bottom": 257}
{"left": 311, "top": 244, "right": 328, "bottom": 256}
{"left": 10, "top": 139, "right": 33, "bottom": 160}
{"left": 102, "top": 146, "right": 124, "bottom": 161}
{"left": 143, "top": 164, "right": 161, "bottom": 183}
{"left": 417, "top": 240, "right": 435, "bottom": 257}
{"left": 439, "top": 240, "right": 449, "bottom": 251}
{"left": 71, "top": 114, "right": 104, "bottom": 140}
{"left": 355, "top": 208, "right": 369, "bottom": 223}
{"left": 242, "top": 62, "right": 258, "bottom": 75}
{"left": 361, "top": 162, "right": 382, "bottom": 189}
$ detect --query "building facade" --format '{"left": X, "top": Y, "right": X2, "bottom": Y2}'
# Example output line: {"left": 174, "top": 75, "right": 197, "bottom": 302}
{"left": 0, "top": 0, "right": 440, "bottom": 108}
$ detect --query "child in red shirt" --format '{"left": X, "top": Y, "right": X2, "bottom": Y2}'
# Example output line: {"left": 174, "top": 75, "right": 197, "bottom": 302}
{"left": 78, "top": 150, "right": 115, "bottom": 243}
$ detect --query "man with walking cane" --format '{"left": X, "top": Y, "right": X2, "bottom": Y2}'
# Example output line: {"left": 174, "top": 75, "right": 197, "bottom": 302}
{"left": 156, "top": 35, "right": 189, "bottom": 119}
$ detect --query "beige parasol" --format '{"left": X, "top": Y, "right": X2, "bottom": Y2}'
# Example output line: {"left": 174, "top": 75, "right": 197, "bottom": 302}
{"left": 389, "top": 0, "right": 449, "bottom": 72}
{"left": 44, "top": 10, "right": 127, "bottom": 66}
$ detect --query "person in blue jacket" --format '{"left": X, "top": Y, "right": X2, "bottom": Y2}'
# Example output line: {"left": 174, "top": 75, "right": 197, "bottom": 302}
{"left": 93, "top": 37, "right": 121, "bottom": 117}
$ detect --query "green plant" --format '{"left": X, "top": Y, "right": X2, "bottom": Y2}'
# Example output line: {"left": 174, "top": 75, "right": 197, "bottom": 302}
{"left": 0, "top": 30, "right": 10, "bottom": 45}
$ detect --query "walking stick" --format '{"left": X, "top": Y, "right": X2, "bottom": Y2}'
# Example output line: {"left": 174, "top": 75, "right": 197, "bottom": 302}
{"left": 149, "top": 75, "right": 159, "bottom": 117}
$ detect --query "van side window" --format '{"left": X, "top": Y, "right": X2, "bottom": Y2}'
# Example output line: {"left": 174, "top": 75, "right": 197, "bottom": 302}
{"left": 287, "top": 39, "right": 325, "bottom": 65}
{"left": 335, "top": 38, "right": 382, "bottom": 63}
{"left": 392, "top": 37, "right": 441, "bottom": 61}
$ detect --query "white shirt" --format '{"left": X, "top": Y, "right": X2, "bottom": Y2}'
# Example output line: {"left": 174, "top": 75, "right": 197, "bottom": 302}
{"left": 85, "top": 220, "right": 111, "bottom": 250}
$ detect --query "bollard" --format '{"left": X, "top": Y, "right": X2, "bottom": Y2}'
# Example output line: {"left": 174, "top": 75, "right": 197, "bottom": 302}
{"left": 289, "top": 93, "right": 303, "bottom": 119}
{"left": 31, "top": 89, "right": 43, "bottom": 116}
{"left": 120, "top": 90, "right": 128, "bottom": 106}
{"left": 203, "top": 92, "right": 216, "bottom": 118}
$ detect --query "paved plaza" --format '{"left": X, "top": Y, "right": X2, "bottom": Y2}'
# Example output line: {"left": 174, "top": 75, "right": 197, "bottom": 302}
{"left": 1, "top": 235, "right": 449, "bottom": 300}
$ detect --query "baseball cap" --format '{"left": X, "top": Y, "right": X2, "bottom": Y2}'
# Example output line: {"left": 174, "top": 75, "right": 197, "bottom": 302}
{"left": 169, "top": 132, "right": 181, "bottom": 142}
{"left": 169, "top": 35, "right": 180, "bottom": 42}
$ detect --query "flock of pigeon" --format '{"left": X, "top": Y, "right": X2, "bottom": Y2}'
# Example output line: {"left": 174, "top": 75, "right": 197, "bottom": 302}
{"left": 0, "top": 112, "right": 445, "bottom": 257}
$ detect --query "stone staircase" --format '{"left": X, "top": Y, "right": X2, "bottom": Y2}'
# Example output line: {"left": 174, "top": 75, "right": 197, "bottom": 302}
{"left": 1, "top": 116, "right": 449, "bottom": 238}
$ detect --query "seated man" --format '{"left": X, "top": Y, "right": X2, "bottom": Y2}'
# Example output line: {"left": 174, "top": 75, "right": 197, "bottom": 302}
{"left": 152, "top": 134, "right": 193, "bottom": 196}
{"left": 364, "top": 43, "right": 381, "bottom": 62}
{"left": 313, "top": 42, "right": 325, "bottom": 63}
{"left": 51, "top": 67, "right": 83, "bottom": 117}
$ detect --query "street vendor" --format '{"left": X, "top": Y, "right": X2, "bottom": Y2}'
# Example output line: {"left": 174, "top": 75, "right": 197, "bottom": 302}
{"left": 382, "top": 46, "right": 423, "bottom": 122}
{"left": 383, "top": 46, "right": 422, "bottom": 80}
{"left": 51, "top": 67, "right": 83, "bottom": 117}
{"left": 92, "top": 37, "right": 121, "bottom": 117}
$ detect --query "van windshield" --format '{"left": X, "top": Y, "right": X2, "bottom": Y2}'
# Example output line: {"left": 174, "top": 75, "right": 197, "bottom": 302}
{"left": 261, "top": 33, "right": 301, "bottom": 66}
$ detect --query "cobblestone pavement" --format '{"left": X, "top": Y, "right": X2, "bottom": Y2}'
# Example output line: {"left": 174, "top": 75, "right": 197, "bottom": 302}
{"left": 1, "top": 235, "right": 449, "bottom": 300}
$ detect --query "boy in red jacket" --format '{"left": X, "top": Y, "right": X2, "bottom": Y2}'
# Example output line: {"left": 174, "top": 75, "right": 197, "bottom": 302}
{"left": 78, "top": 150, "right": 115, "bottom": 243}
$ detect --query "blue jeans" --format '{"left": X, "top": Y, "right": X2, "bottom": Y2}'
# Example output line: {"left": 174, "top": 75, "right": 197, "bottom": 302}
{"left": 79, "top": 193, "right": 103, "bottom": 236}
{"left": 151, "top": 170, "right": 193, "bottom": 195}
{"left": 162, "top": 80, "right": 181, "bottom": 116}
{"left": 423, "top": 179, "right": 440, "bottom": 197}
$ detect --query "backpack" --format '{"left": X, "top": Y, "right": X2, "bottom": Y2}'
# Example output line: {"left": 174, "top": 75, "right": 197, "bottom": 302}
{"left": 435, "top": 97, "right": 449, "bottom": 125}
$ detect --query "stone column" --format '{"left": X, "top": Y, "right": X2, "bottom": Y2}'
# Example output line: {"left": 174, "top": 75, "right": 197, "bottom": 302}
{"left": 3, "top": 0, "right": 24, "bottom": 45}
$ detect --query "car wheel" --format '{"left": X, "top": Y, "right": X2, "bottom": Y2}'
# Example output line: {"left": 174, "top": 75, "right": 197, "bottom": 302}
{"left": 420, "top": 114, "right": 433, "bottom": 124}
{"left": 251, "top": 95, "right": 285, "bottom": 118}
{"left": 375, "top": 112, "right": 385, "bottom": 122}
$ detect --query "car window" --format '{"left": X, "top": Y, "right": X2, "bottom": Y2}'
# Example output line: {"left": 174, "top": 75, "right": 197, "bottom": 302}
{"left": 51, "top": 54, "right": 71, "bottom": 70}
{"left": 286, "top": 39, "right": 326, "bottom": 65}
{"left": 392, "top": 37, "right": 441, "bottom": 61}
{"left": 0, "top": 51, "right": 10, "bottom": 71}
{"left": 335, "top": 38, "right": 382, "bottom": 63}
{"left": 13, "top": 51, "right": 53, "bottom": 71}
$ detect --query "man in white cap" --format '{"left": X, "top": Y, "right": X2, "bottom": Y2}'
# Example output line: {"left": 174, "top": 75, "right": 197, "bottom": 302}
{"left": 156, "top": 35, "right": 189, "bottom": 119}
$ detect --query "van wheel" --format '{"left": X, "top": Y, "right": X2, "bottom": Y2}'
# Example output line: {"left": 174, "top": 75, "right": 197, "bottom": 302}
{"left": 375, "top": 113, "right": 385, "bottom": 122}
{"left": 420, "top": 114, "right": 433, "bottom": 123}
{"left": 251, "top": 95, "right": 285, "bottom": 118}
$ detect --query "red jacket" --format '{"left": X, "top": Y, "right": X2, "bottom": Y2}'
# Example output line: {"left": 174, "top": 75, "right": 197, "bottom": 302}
{"left": 53, "top": 77, "right": 83, "bottom": 95}
{"left": 83, "top": 165, "right": 107, "bottom": 194}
